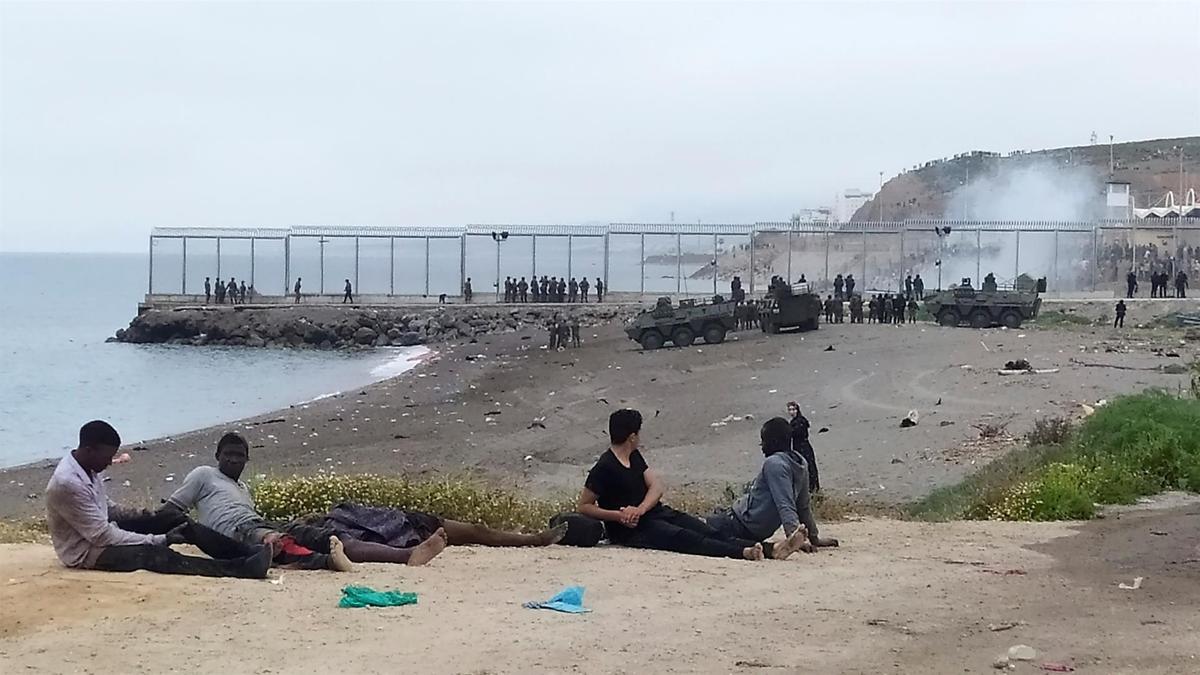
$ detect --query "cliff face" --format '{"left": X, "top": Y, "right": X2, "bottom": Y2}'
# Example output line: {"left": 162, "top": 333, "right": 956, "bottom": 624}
{"left": 853, "top": 136, "right": 1200, "bottom": 222}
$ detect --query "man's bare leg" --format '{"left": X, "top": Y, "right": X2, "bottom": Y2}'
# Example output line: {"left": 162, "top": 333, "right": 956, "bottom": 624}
{"left": 441, "top": 520, "right": 567, "bottom": 547}
{"left": 339, "top": 529, "right": 447, "bottom": 566}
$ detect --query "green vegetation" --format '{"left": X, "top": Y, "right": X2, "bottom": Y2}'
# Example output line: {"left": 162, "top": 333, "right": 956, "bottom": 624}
{"left": 252, "top": 474, "right": 574, "bottom": 533}
{"left": 0, "top": 518, "right": 47, "bottom": 545}
{"left": 1032, "top": 309, "right": 1094, "bottom": 327}
{"left": 911, "top": 392, "right": 1200, "bottom": 521}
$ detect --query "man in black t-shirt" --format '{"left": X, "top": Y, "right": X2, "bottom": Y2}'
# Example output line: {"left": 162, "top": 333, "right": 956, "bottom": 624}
{"left": 577, "top": 409, "right": 808, "bottom": 561}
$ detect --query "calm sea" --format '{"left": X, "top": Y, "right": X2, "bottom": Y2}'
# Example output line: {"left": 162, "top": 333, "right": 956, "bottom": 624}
{"left": 0, "top": 253, "right": 424, "bottom": 468}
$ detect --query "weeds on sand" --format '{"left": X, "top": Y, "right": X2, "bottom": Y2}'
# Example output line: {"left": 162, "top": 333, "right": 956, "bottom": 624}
{"left": 1033, "top": 309, "right": 1094, "bottom": 327}
{"left": 252, "top": 474, "right": 572, "bottom": 533}
{"left": 0, "top": 519, "right": 48, "bottom": 545}
{"left": 912, "top": 392, "right": 1200, "bottom": 521}
{"left": 1025, "top": 415, "right": 1074, "bottom": 447}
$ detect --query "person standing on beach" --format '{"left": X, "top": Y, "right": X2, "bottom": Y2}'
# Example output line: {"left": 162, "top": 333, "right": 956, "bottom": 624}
{"left": 45, "top": 420, "right": 273, "bottom": 578}
{"left": 293, "top": 278, "right": 302, "bottom": 304}
{"left": 518, "top": 276, "right": 529, "bottom": 303}
{"left": 343, "top": 279, "right": 353, "bottom": 304}
{"left": 577, "top": 409, "right": 808, "bottom": 561}
{"left": 227, "top": 278, "right": 238, "bottom": 305}
{"left": 204, "top": 277, "right": 212, "bottom": 304}
{"left": 1114, "top": 299, "right": 1127, "bottom": 327}
{"left": 568, "top": 278, "right": 578, "bottom": 303}
{"left": 570, "top": 317, "right": 581, "bottom": 347}
{"left": 595, "top": 278, "right": 604, "bottom": 303}
{"left": 464, "top": 278, "right": 473, "bottom": 303}
{"left": 580, "top": 277, "right": 590, "bottom": 302}
{"left": 239, "top": 281, "right": 247, "bottom": 304}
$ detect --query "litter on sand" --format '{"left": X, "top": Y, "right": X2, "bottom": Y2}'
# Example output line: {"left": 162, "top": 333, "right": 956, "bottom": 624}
{"left": 523, "top": 585, "right": 591, "bottom": 614}
{"left": 1118, "top": 576, "right": 1144, "bottom": 590}
{"left": 338, "top": 585, "right": 418, "bottom": 608}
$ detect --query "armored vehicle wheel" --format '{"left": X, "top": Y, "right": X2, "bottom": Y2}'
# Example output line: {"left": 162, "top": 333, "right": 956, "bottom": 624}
{"left": 969, "top": 310, "right": 991, "bottom": 329}
{"left": 937, "top": 309, "right": 960, "bottom": 327}
{"left": 639, "top": 330, "right": 665, "bottom": 350}
{"left": 801, "top": 318, "right": 818, "bottom": 331}
{"left": 1000, "top": 310, "right": 1022, "bottom": 329}
{"left": 672, "top": 326, "right": 696, "bottom": 347}
{"left": 702, "top": 324, "right": 727, "bottom": 344}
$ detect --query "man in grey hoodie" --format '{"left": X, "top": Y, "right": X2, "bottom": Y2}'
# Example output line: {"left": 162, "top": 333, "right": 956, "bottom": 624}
{"left": 707, "top": 417, "right": 839, "bottom": 550}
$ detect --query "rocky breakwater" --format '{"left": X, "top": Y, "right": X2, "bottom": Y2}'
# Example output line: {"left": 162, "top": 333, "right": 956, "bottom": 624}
{"left": 112, "top": 305, "right": 636, "bottom": 349}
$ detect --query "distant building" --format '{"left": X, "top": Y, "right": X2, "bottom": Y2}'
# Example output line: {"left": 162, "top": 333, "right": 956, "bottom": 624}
{"left": 1133, "top": 190, "right": 1200, "bottom": 219}
{"left": 835, "top": 189, "right": 872, "bottom": 222}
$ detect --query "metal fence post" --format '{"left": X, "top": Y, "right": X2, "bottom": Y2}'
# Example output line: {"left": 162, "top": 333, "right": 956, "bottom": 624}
{"left": 389, "top": 237, "right": 395, "bottom": 296}
{"left": 1091, "top": 226, "right": 1098, "bottom": 292}
{"left": 976, "top": 228, "right": 981, "bottom": 284}
{"left": 1130, "top": 220, "right": 1137, "bottom": 274}
{"left": 215, "top": 237, "right": 221, "bottom": 283}
{"left": 531, "top": 234, "right": 537, "bottom": 280}
{"left": 749, "top": 231, "right": 755, "bottom": 295}
{"left": 567, "top": 234, "right": 573, "bottom": 282}
{"left": 319, "top": 237, "right": 325, "bottom": 295}
{"left": 823, "top": 222, "right": 830, "bottom": 287}
{"left": 861, "top": 226, "right": 867, "bottom": 287}
{"left": 1014, "top": 229, "right": 1021, "bottom": 281}
{"left": 284, "top": 235, "right": 290, "bottom": 296}
{"left": 1052, "top": 226, "right": 1060, "bottom": 293}
{"left": 460, "top": 234, "right": 467, "bottom": 298}
{"left": 148, "top": 235, "right": 154, "bottom": 294}
{"left": 250, "top": 237, "right": 256, "bottom": 291}
{"left": 786, "top": 226, "right": 793, "bottom": 284}
{"left": 181, "top": 236, "right": 187, "bottom": 294}
{"left": 640, "top": 233, "right": 646, "bottom": 296}
{"left": 424, "top": 237, "right": 431, "bottom": 296}
{"left": 899, "top": 226, "right": 905, "bottom": 281}
{"left": 713, "top": 232, "right": 719, "bottom": 295}
{"left": 602, "top": 232, "right": 610, "bottom": 294}
{"left": 676, "top": 232, "right": 682, "bottom": 294}
{"left": 354, "top": 236, "right": 360, "bottom": 295}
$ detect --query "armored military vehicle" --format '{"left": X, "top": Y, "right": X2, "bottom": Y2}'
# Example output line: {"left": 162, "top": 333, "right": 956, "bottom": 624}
{"left": 625, "top": 295, "right": 738, "bottom": 350}
{"left": 923, "top": 274, "right": 1045, "bottom": 329}
{"left": 759, "top": 282, "right": 822, "bottom": 333}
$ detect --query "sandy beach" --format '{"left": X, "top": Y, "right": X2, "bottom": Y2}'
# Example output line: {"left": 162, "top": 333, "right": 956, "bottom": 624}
{"left": 3, "top": 500, "right": 1199, "bottom": 674}
{"left": 2, "top": 299, "right": 1195, "bottom": 519}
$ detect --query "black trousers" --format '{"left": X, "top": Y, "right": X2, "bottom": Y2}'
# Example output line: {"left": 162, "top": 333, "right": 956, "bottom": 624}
{"left": 611, "top": 506, "right": 766, "bottom": 559}
{"left": 93, "top": 518, "right": 270, "bottom": 578}
{"left": 1115, "top": 315, "right": 1125, "bottom": 327}
{"left": 116, "top": 511, "right": 327, "bottom": 570}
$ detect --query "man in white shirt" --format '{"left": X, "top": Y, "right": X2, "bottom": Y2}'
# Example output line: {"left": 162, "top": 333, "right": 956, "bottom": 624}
{"left": 45, "top": 420, "right": 272, "bottom": 578}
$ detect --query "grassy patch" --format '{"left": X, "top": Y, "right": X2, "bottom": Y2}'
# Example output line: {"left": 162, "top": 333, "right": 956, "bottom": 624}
{"left": 1033, "top": 309, "right": 1094, "bottom": 327}
{"left": 0, "top": 518, "right": 48, "bottom": 544}
{"left": 253, "top": 474, "right": 574, "bottom": 533}
{"left": 910, "top": 392, "right": 1200, "bottom": 521}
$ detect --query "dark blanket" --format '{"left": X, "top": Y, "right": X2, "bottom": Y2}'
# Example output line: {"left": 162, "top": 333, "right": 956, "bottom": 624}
{"left": 316, "top": 502, "right": 442, "bottom": 549}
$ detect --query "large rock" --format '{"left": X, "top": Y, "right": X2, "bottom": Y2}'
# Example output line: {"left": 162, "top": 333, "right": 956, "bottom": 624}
{"left": 354, "top": 326, "right": 378, "bottom": 344}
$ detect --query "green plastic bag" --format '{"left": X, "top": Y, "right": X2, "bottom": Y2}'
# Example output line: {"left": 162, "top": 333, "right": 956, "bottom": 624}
{"left": 338, "top": 585, "right": 418, "bottom": 608}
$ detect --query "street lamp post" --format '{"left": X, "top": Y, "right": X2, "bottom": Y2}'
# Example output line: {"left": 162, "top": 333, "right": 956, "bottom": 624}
{"left": 934, "top": 225, "right": 952, "bottom": 290}
{"left": 491, "top": 231, "right": 509, "bottom": 302}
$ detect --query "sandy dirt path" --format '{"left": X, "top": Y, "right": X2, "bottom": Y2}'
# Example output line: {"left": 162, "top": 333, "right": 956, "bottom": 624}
{"left": 3, "top": 502, "right": 1198, "bottom": 674}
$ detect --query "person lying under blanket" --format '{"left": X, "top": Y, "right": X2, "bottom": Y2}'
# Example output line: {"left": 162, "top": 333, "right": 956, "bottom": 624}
{"left": 152, "top": 432, "right": 565, "bottom": 566}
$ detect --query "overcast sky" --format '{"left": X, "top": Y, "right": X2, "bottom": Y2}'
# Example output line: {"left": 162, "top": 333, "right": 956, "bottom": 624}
{"left": 2, "top": 1, "right": 1197, "bottom": 253}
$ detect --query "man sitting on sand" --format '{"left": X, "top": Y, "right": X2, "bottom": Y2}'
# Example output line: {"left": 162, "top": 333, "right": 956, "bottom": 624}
{"left": 45, "top": 420, "right": 272, "bottom": 578}
{"left": 706, "top": 417, "right": 838, "bottom": 551}
{"left": 158, "top": 433, "right": 565, "bottom": 566}
{"left": 577, "top": 409, "right": 808, "bottom": 561}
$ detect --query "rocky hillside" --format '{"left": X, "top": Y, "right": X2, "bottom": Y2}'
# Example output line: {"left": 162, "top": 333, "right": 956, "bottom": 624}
{"left": 854, "top": 136, "right": 1200, "bottom": 222}
{"left": 113, "top": 305, "right": 636, "bottom": 350}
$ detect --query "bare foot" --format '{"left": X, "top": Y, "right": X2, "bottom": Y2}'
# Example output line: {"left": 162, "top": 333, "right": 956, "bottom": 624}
{"left": 326, "top": 536, "right": 355, "bottom": 572}
{"left": 743, "top": 542, "right": 765, "bottom": 561}
{"left": 407, "top": 528, "right": 447, "bottom": 566}
{"left": 536, "top": 522, "right": 569, "bottom": 546}
{"left": 771, "top": 527, "right": 810, "bottom": 560}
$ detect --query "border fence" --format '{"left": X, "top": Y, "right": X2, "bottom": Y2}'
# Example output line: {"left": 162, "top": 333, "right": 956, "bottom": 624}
{"left": 147, "top": 220, "right": 1200, "bottom": 302}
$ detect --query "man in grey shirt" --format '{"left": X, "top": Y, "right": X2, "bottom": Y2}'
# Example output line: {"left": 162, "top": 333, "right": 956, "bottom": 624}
{"left": 707, "top": 417, "right": 839, "bottom": 549}
{"left": 45, "top": 420, "right": 271, "bottom": 578}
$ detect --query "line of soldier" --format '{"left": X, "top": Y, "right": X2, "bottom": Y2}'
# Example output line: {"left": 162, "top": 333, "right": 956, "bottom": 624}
{"left": 502, "top": 276, "right": 606, "bottom": 303}
{"left": 823, "top": 293, "right": 920, "bottom": 325}
{"left": 1125, "top": 269, "right": 1189, "bottom": 299}
{"left": 547, "top": 314, "right": 582, "bottom": 349}
{"left": 204, "top": 276, "right": 251, "bottom": 304}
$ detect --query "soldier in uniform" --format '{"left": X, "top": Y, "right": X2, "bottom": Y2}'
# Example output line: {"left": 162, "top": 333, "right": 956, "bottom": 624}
{"left": 1114, "top": 299, "right": 1127, "bottom": 328}
{"left": 845, "top": 274, "right": 855, "bottom": 298}
{"left": 569, "top": 277, "right": 579, "bottom": 303}
{"left": 595, "top": 278, "right": 604, "bottom": 303}
{"left": 906, "top": 296, "right": 918, "bottom": 323}
{"left": 913, "top": 274, "right": 925, "bottom": 300}
{"left": 892, "top": 294, "right": 906, "bottom": 325}
{"left": 880, "top": 293, "right": 891, "bottom": 324}
{"left": 557, "top": 319, "right": 571, "bottom": 349}
{"left": 904, "top": 275, "right": 913, "bottom": 299}
{"left": 823, "top": 295, "right": 833, "bottom": 323}
{"left": 204, "top": 277, "right": 212, "bottom": 304}
{"left": 580, "top": 277, "right": 590, "bottom": 302}
{"left": 833, "top": 274, "right": 844, "bottom": 300}
{"left": 548, "top": 319, "right": 558, "bottom": 349}
{"left": 570, "top": 317, "right": 581, "bottom": 347}
{"left": 849, "top": 294, "right": 862, "bottom": 323}
{"left": 518, "top": 276, "right": 529, "bottom": 303}
{"left": 866, "top": 295, "right": 878, "bottom": 324}
{"left": 833, "top": 295, "right": 844, "bottom": 323}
